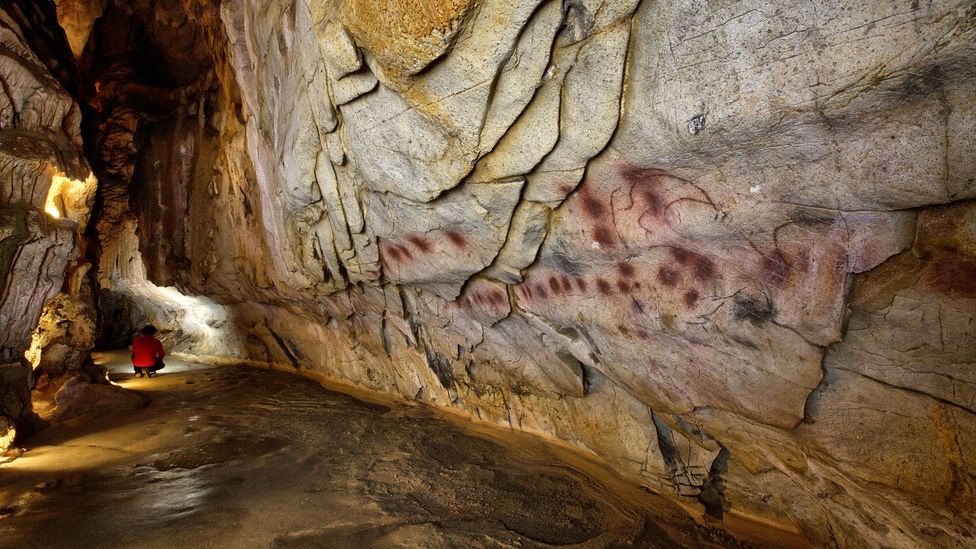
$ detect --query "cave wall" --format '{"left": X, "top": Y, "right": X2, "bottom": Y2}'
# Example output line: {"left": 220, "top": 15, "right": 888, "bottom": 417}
{"left": 0, "top": 1, "right": 93, "bottom": 447}
{"left": 90, "top": 0, "right": 976, "bottom": 545}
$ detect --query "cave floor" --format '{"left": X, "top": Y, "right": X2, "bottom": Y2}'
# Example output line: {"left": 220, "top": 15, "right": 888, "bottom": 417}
{"left": 1, "top": 353, "right": 793, "bottom": 548}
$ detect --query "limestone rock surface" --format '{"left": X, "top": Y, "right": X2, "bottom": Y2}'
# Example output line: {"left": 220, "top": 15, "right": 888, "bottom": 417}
{"left": 85, "top": 0, "right": 976, "bottom": 546}
{"left": 0, "top": 1, "right": 93, "bottom": 448}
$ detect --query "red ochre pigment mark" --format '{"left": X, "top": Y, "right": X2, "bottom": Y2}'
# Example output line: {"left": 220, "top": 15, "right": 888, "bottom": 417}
{"left": 616, "top": 279, "right": 631, "bottom": 293}
{"left": 575, "top": 278, "right": 588, "bottom": 292}
{"left": 619, "top": 164, "right": 669, "bottom": 185}
{"left": 561, "top": 274, "right": 572, "bottom": 291}
{"left": 669, "top": 247, "right": 716, "bottom": 283}
{"left": 548, "top": 275, "right": 563, "bottom": 295}
{"left": 924, "top": 255, "right": 976, "bottom": 297}
{"left": 596, "top": 278, "right": 612, "bottom": 295}
{"left": 683, "top": 289, "right": 700, "bottom": 308}
{"left": 636, "top": 328, "right": 650, "bottom": 340}
{"left": 460, "top": 289, "right": 508, "bottom": 309}
{"left": 406, "top": 235, "right": 433, "bottom": 254}
{"left": 559, "top": 184, "right": 574, "bottom": 194}
{"left": 619, "top": 166, "right": 672, "bottom": 220}
{"left": 580, "top": 189, "right": 607, "bottom": 219}
{"left": 639, "top": 186, "right": 665, "bottom": 219}
{"left": 444, "top": 230, "right": 467, "bottom": 249}
{"left": 616, "top": 262, "right": 636, "bottom": 278}
{"left": 381, "top": 240, "right": 414, "bottom": 265}
{"left": 620, "top": 164, "right": 719, "bottom": 234}
{"left": 657, "top": 266, "right": 680, "bottom": 287}
{"left": 758, "top": 249, "right": 792, "bottom": 287}
{"left": 593, "top": 226, "right": 616, "bottom": 248}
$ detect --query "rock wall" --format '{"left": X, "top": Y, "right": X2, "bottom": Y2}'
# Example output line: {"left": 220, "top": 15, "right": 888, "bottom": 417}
{"left": 0, "top": 1, "right": 94, "bottom": 447}
{"left": 92, "top": 0, "right": 976, "bottom": 545}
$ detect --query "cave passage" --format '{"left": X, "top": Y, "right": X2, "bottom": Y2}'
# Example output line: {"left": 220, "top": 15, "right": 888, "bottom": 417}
{"left": 1, "top": 352, "right": 784, "bottom": 548}
{"left": 2, "top": 0, "right": 975, "bottom": 547}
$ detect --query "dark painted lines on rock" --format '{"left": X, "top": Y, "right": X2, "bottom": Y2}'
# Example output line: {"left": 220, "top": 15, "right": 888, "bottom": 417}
{"left": 407, "top": 234, "right": 433, "bottom": 254}
{"left": 456, "top": 288, "right": 508, "bottom": 310}
{"left": 444, "top": 229, "right": 468, "bottom": 249}
{"left": 380, "top": 240, "right": 414, "bottom": 267}
{"left": 669, "top": 247, "right": 716, "bottom": 283}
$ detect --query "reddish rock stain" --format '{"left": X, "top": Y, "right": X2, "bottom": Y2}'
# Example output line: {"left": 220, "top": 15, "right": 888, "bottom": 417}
{"left": 407, "top": 235, "right": 433, "bottom": 254}
{"left": 640, "top": 188, "right": 665, "bottom": 218}
{"left": 924, "top": 255, "right": 976, "bottom": 297}
{"left": 593, "top": 226, "right": 616, "bottom": 248}
{"left": 581, "top": 193, "right": 607, "bottom": 219}
{"left": 657, "top": 266, "right": 680, "bottom": 287}
{"left": 683, "top": 289, "right": 700, "bottom": 308}
{"left": 445, "top": 230, "right": 468, "bottom": 249}
{"left": 759, "top": 249, "right": 791, "bottom": 287}
{"left": 620, "top": 165, "right": 669, "bottom": 217}
{"left": 493, "top": 291, "right": 506, "bottom": 305}
{"left": 670, "top": 247, "right": 694, "bottom": 265}
{"left": 383, "top": 241, "right": 411, "bottom": 264}
{"left": 692, "top": 254, "right": 716, "bottom": 283}
{"left": 631, "top": 299, "right": 646, "bottom": 314}
{"left": 596, "top": 278, "right": 612, "bottom": 295}
{"left": 549, "top": 276, "right": 562, "bottom": 294}
{"left": 617, "top": 262, "right": 636, "bottom": 278}
{"left": 670, "top": 247, "right": 716, "bottom": 283}
{"left": 619, "top": 164, "right": 668, "bottom": 184}
{"left": 636, "top": 329, "right": 649, "bottom": 340}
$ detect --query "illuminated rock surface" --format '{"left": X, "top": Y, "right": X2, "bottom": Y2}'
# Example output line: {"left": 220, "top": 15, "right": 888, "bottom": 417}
{"left": 0, "top": 1, "right": 94, "bottom": 446}
{"left": 0, "top": 0, "right": 973, "bottom": 546}
{"left": 0, "top": 354, "right": 782, "bottom": 547}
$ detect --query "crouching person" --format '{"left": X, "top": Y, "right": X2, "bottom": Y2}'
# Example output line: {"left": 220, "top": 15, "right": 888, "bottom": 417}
{"left": 131, "top": 325, "right": 165, "bottom": 378}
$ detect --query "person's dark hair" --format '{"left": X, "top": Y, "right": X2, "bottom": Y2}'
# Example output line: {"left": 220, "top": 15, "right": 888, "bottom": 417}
{"left": 141, "top": 325, "right": 158, "bottom": 336}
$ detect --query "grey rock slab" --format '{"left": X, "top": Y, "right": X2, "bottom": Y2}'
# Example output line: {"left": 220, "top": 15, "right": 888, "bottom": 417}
{"left": 341, "top": 84, "right": 474, "bottom": 202}
{"left": 525, "top": 18, "right": 632, "bottom": 204}
{"left": 367, "top": 180, "right": 523, "bottom": 298}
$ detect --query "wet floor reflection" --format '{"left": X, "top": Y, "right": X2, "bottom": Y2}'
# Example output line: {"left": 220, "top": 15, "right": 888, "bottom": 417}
{"left": 0, "top": 352, "right": 782, "bottom": 548}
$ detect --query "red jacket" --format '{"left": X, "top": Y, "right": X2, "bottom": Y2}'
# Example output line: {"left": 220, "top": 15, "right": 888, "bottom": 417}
{"left": 132, "top": 335, "right": 165, "bottom": 366}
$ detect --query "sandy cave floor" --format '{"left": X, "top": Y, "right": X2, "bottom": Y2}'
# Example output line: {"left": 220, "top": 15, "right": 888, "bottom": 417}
{"left": 0, "top": 352, "right": 801, "bottom": 548}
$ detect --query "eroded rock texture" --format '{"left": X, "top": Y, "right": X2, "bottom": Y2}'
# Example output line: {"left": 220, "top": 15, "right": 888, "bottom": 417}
{"left": 84, "top": 0, "right": 976, "bottom": 545}
{"left": 0, "top": 1, "right": 93, "bottom": 448}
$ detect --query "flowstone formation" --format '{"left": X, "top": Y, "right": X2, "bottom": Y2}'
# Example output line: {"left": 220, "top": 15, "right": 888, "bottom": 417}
{"left": 0, "top": 1, "right": 95, "bottom": 448}
{"left": 63, "top": 0, "right": 975, "bottom": 546}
